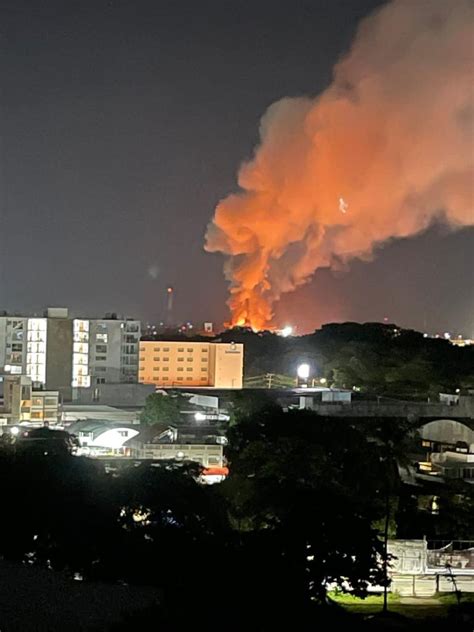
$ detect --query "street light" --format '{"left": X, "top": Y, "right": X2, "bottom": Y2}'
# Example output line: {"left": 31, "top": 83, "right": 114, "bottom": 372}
{"left": 297, "top": 363, "right": 310, "bottom": 380}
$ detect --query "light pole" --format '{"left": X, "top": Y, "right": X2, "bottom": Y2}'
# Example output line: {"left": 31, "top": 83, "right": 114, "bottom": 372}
{"left": 297, "top": 363, "right": 311, "bottom": 387}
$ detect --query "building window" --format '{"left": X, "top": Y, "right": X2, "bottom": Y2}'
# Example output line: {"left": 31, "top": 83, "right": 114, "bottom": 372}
{"left": 97, "top": 333, "right": 108, "bottom": 342}
{"left": 139, "top": 367, "right": 144, "bottom": 372}
{"left": 162, "top": 367, "right": 169, "bottom": 371}
{"left": 154, "top": 347, "right": 160, "bottom": 352}
{"left": 31, "top": 411, "right": 42, "bottom": 419}
{"left": 96, "top": 355, "right": 106, "bottom": 361}
{"left": 202, "top": 348, "right": 208, "bottom": 353}
{"left": 177, "top": 348, "right": 184, "bottom": 352}
{"left": 139, "top": 346, "right": 145, "bottom": 352}
{"left": 187, "top": 358, "right": 193, "bottom": 362}
{"left": 186, "top": 348, "right": 194, "bottom": 353}
{"left": 118, "top": 431, "right": 128, "bottom": 437}
{"left": 186, "top": 367, "right": 193, "bottom": 372}
{"left": 163, "top": 347, "right": 170, "bottom": 352}
{"left": 44, "top": 398, "right": 57, "bottom": 406}
{"left": 96, "top": 378, "right": 105, "bottom": 385}
{"left": 95, "top": 367, "right": 106, "bottom": 372}
{"left": 177, "top": 377, "right": 184, "bottom": 381}
{"left": 153, "top": 367, "right": 160, "bottom": 372}
{"left": 200, "top": 377, "right": 207, "bottom": 381}
{"left": 96, "top": 345, "right": 107, "bottom": 354}
{"left": 201, "top": 367, "right": 207, "bottom": 372}
{"left": 163, "top": 357, "right": 169, "bottom": 362}
{"left": 201, "top": 357, "right": 208, "bottom": 362}
{"left": 153, "top": 357, "right": 160, "bottom": 361}
{"left": 139, "top": 357, "right": 145, "bottom": 362}
{"left": 186, "top": 377, "right": 193, "bottom": 381}
{"left": 177, "top": 357, "right": 184, "bottom": 362}
{"left": 177, "top": 367, "right": 184, "bottom": 372}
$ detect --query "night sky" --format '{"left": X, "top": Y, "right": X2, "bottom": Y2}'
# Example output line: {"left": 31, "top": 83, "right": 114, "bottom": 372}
{"left": 1, "top": 0, "right": 473, "bottom": 335}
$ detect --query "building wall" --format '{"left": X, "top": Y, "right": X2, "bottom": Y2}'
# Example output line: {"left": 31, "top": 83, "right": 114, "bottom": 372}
{"left": 89, "top": 319, "right": 140, "bottom": 385}
{"left": 139, "top": 341, "right": 212, "bottom": 387}
{"left": 210, "top": 343, "right": 243, "bottom": 388}
{"left": 0, "top": 317, "right": 28, "bottom": 375}
{"left": 138, "top": 341, "right": 243, "bottom": 388}
{"left": 131, "top": 442, "right": 224, "bottom": 468}
{"left": 71, "top": 383, "right": 155, "bottom": 406}
{"left": 46, "top": 318, "right": 73, "bottom": 399}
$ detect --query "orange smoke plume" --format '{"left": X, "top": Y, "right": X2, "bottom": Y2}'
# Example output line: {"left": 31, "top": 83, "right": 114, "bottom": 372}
{"left": 205, "top": 0, "right": 474, "bottom": 331}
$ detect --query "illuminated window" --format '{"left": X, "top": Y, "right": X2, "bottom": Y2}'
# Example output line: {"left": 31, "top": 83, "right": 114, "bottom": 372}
{"left": 97, "top": 333, "right": 108, "bottom": 343}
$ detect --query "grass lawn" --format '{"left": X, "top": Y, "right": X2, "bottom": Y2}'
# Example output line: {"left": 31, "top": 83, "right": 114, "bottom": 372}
{"left": 328, "top": 591, "right": 474, "bottom": 620}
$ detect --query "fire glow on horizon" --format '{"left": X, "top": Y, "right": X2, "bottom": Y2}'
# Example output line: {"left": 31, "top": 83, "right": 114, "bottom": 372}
{"left": 205, "top": 0, "right": 474, "bottom": 332}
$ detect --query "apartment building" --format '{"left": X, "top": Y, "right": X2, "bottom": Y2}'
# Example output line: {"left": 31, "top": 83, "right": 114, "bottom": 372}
{"left": 2, "top": 375, "right": 60, "bottom": 423}
{"left": 0, "top": 309, "right": 141, "bottom": 398}
{"left": 138, "top": 340, "right": 243, "bottom": 388}
{"left": 88, "top": 317, "right": 140, "bottom": 385}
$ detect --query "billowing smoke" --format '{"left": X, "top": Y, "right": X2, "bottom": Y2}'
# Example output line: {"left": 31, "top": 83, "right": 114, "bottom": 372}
{"left": 205, "top": 0, "right": 474, "bottom": 330}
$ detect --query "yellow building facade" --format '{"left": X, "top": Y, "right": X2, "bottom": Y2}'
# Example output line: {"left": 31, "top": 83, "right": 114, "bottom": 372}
{"left": 138, "top": 341, "right": 243, "bottom": 388}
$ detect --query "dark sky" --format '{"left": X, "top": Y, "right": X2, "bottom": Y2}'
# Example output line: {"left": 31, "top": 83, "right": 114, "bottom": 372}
{"left": 1, "top": 0, "right": 472, "bottom": 335}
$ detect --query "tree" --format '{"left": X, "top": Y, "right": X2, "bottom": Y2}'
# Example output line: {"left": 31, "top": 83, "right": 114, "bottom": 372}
{"left": 140, "top": 393, "right": 183, "bottom": 425}
{"left": 222, "top": 410, "right": 389, "bottom": 605}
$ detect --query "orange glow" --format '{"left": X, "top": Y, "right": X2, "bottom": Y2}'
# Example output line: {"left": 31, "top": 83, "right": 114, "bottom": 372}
{"left": 205, "top": 0, "right": 473, "bottom": 329}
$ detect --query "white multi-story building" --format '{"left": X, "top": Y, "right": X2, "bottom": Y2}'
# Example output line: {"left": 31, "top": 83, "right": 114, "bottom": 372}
{"left": 0, "top": 309, "right": 141, "bottom": 396}
{"left": 88, "top": 317, "right": 140, "bottom": 385}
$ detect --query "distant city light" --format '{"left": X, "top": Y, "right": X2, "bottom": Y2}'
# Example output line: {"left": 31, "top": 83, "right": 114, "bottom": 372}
{"left": 281, "top": 325, "right": 293, "bottom": 337}
{"left": 10, "top": 426, "right": 19, "bottom": 435}
{"left": 444, "top": 332, "right": 451, "bottom": 339}
{"left": 194, "top": 412, "right": 206, "bottom": 421}
{"left": 297, "top": 363, "right": 310, "bottom": 380}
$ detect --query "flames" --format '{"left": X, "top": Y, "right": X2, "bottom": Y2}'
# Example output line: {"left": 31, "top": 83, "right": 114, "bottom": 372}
{"left": 205, "top": 0, "right": 474, "bottom": 330}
